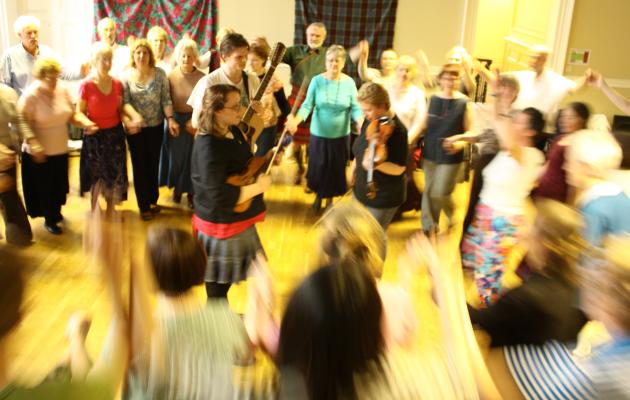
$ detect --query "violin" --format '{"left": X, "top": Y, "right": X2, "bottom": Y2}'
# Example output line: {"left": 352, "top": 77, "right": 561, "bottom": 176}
{"left": 364, "top": 116, "right": 395, "bottom": 199}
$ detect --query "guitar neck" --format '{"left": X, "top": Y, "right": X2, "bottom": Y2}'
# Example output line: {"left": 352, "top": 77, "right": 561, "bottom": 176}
{"left": 241, "top": 65, "right": 278, "bottom": 124}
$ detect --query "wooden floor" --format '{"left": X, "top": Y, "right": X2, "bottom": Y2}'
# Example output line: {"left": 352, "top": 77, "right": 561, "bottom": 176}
{"left": 4, "top": 151, "right": 479, "bottom": 387}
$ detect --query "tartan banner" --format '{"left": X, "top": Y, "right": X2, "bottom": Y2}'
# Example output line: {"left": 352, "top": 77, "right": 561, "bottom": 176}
{"left": 93, "top": 0, "right": 218, "bottom": 53}
{"left": 294, "top": 0, "right": 398, "bottom": 79}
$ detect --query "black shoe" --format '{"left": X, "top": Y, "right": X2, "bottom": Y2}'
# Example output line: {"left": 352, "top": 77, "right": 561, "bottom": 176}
{"left": 45, "top": 223, "right": 62, "bottom": 235}
{"left": 173, "top": 192, "right": 182, "bottom": 203}
{"left": 54, "top": 213, "right": 64, "bottom": 223}
{"left": 150, "top": 204, "right": 161, "bottom": 214}
{"left": 140, "top": 211, "right": 153, "bottom": 221}
{"left": 312, "top": 196, "right": 322, "bottom": 213}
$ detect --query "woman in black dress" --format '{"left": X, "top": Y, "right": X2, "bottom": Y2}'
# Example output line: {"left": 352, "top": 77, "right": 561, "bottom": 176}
{"left": 191, "top": 84, "right": 271, "bottom": 299}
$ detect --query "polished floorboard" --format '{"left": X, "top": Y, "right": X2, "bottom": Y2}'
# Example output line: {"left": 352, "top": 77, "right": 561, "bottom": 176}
{"left": 4, "top": 151, "right": 505, "bottom": 390}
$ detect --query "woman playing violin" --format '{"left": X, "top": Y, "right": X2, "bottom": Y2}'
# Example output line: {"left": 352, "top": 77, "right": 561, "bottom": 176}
{"left": 351, "top": 82, "right": 408, "bottom": 230}
{"left": 191, "top": 84, "right": 271, "bottom": 299}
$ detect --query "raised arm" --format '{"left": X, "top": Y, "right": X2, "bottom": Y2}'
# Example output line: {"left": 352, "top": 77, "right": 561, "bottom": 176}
{"left": 81, "top": 208, "right": 130, "bottom": 396}
{"left": 405, "top": 234, "right": 502, "bottom": 399}
{"left": 591, "top": 70, "right": 630, "bottom": 115}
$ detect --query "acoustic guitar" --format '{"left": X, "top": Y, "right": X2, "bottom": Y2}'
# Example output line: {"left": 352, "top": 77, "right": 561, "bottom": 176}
{"left": 237, "top": 42, "right": 287, "bottom": 149}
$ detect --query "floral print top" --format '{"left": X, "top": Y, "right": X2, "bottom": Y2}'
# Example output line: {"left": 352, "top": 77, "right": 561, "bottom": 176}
{"left": 122, "top": 67, "right": 172, "bottom": 127}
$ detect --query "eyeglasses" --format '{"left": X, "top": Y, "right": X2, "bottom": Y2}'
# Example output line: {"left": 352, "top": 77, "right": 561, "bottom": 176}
{"left": 224, "top": 104, "right": 241, "bottom": 111}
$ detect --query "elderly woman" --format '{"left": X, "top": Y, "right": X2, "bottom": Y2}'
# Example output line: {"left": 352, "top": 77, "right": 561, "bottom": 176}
{"left": 159, "top": 38, "right": 204, "bottom": 208}
{"left": 388, "top": 55, "right": 427, "bottom": 216}
{"left": 18, "top": 58, "right": 96, "bottom": 234}
{"left": 0, "top": 85, "right": 44, "bottom": 244}
{"left": 286, "top": 45, "right": 362, "bottom": 212}
{"left": 122, "top": 39, "right": 178, "bottom": 220}
{"left": 147, "top": 26, "right": 173, "bottom": 74}
{"left": 76, "top": 42, "right": 130, "bottom": 212}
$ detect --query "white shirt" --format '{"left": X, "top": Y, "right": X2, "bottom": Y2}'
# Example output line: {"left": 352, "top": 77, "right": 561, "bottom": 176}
{"left": 479, "top": 146, "right": 544, "bottom": 214}
{"left": 387, "top": 84, "right": 426, "bottom": 134}
{"left": 110, "top": 43, "right": 130, "bottom": 79}
{"left": 512, "top": 69, "right": 576, "bottom": 118}
{"left": 187, "top": 67, "right": 260, "bottom": 127}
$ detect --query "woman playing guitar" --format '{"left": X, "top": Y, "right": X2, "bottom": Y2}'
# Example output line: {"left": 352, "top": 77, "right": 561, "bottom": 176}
{"left": 191, "top": 84, "right": 271, "bottom": 299}
{"left": 351, "top": 82, "right": 408, "bottom": 230}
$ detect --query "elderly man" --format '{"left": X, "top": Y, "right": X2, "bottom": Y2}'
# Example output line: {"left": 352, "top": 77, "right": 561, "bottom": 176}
{"left": 0, "top": 15, "right": 88, "bottom": 96}
{"left": 96, "top": 17, "right": 130, "bottom": 78}
{"left": 477, "top": 44, "right": 588, "bottom": 124}
{"left": 282, "top": 22, "right": 359, "bottom": 185}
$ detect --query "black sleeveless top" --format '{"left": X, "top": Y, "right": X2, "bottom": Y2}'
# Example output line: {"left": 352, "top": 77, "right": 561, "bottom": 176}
{"left": 423, "top": 95, "right": 468, "bottom": 164}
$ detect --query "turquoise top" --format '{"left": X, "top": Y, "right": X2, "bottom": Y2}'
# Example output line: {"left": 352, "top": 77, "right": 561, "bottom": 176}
{"left": 297, "top": 73, "right": 362, "bottom": 139}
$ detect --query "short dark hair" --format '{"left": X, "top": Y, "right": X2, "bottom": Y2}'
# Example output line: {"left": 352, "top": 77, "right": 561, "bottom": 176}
{"left": 219, "top": 32, "right": 249, "bottom": 57}
{"left": 566, "top": 101, "right": 591, "bottom": 126}
{"left": 277, "top": 262, "right": 384, "bottom": 399}
{"left": 521, "top": 107, "right": 545, "bottom": 136}
{"left": 0, "top": 248, "right": 25, "bottom": 338}
{"left": 146, "top": 226, "right": 207, "bottom": 295}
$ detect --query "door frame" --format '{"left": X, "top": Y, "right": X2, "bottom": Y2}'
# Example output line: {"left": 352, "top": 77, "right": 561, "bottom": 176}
{"left": 462, "top": 0, "right": 575, "bottom": 73}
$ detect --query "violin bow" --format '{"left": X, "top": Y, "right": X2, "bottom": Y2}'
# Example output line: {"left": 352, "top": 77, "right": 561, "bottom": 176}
{"left": 264, "top": 76, "right": 310, "bottom": 174}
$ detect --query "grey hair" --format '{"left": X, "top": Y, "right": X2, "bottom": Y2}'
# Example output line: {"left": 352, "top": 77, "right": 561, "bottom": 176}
{"left": 14, "top": 15, "right": 40, "bottom": 35}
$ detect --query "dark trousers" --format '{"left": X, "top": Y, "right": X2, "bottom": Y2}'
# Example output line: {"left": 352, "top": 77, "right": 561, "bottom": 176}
{"left": 0, "top": 167, "right": 32, "bottom": 245}
{"left": 21, "top": 153, "right": 68, "bottom": 226}
{"left": 127, "top": 124, "right": 164, "bottom": 212}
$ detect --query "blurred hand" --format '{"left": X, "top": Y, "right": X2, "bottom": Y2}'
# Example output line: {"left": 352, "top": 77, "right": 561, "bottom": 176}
{"left": 80, "top": 62, "right": 91, "bottom": 77}
{"left": 250, "top": 100, "right": 263, "bottom": 115}
{"left": 587, "top": 69, "right": 603, "bottom": 88}
{"left": 285, "top": 115, "right": 298, "bottom": 135}
{"left": 359, "top": 39, "right": 369, "bottom": 59}
{"left": 257, "top": 174, "right": 272, "bottom": 192}
{"left": 125, "top": 118, "right": 143, "bottom": 135}
{"left": 84, "top": 121, "right": 99, "bottom": 135}
{"left": 185, "top": 119, "right": 197, "bottom": 136}
{"left": 25, "top": 139, "right": 46, "bottom": 163}
{"left": 168, "top": 118, "right": 180, "bottom": 137}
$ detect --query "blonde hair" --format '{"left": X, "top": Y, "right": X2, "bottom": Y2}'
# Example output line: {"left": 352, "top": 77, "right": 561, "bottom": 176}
{"left": 395, "top": 55, "right": 418, "bottom": 79}
{"left": 174, "top": 38, "right": 199, "bottom": 63}
{"left": 147, "top": 26, "right": 167, "bottom": 41}
{"left": 357, "top": 82, "right": 391, "bottom": 110}
{"left": 129, "top": 39, "right": 156, "bottom": 69}
{"left": 14, "top": 15, "right": 40, "bottom": 35}
{"left": 568, "top": 129, "right": 622, "bottom": 179}
{"left": 90, "top": 41, "right": 113, "bottom": 63}
{"left": 97, "top": 17, "right": 115, "bottom": 33}
{"left": 582, "top": 235, "right": 630, "bottom": 333}
{"left": 532, "top": 199, "right": 585, "bottom": 285}
{"left": 316, "top": 201, "right": 386, "bottom": 279}
{"left": 33, "top": 57, "right": 61, "bottom": 79}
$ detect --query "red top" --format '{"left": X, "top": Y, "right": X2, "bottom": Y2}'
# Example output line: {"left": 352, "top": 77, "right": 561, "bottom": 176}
{"left": 533, "top": 135, "right": 569, "bottom": 203}
{"left": 192, "top": 212, "right": 266, "bottom": 239}
{"left": 78, "top": 79, "right": 123, "bottom": 129}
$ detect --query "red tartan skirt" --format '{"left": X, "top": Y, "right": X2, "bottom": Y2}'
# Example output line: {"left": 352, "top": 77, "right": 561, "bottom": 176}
{"left": 288, "top": 84, "right": 311, "bottom": 145}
